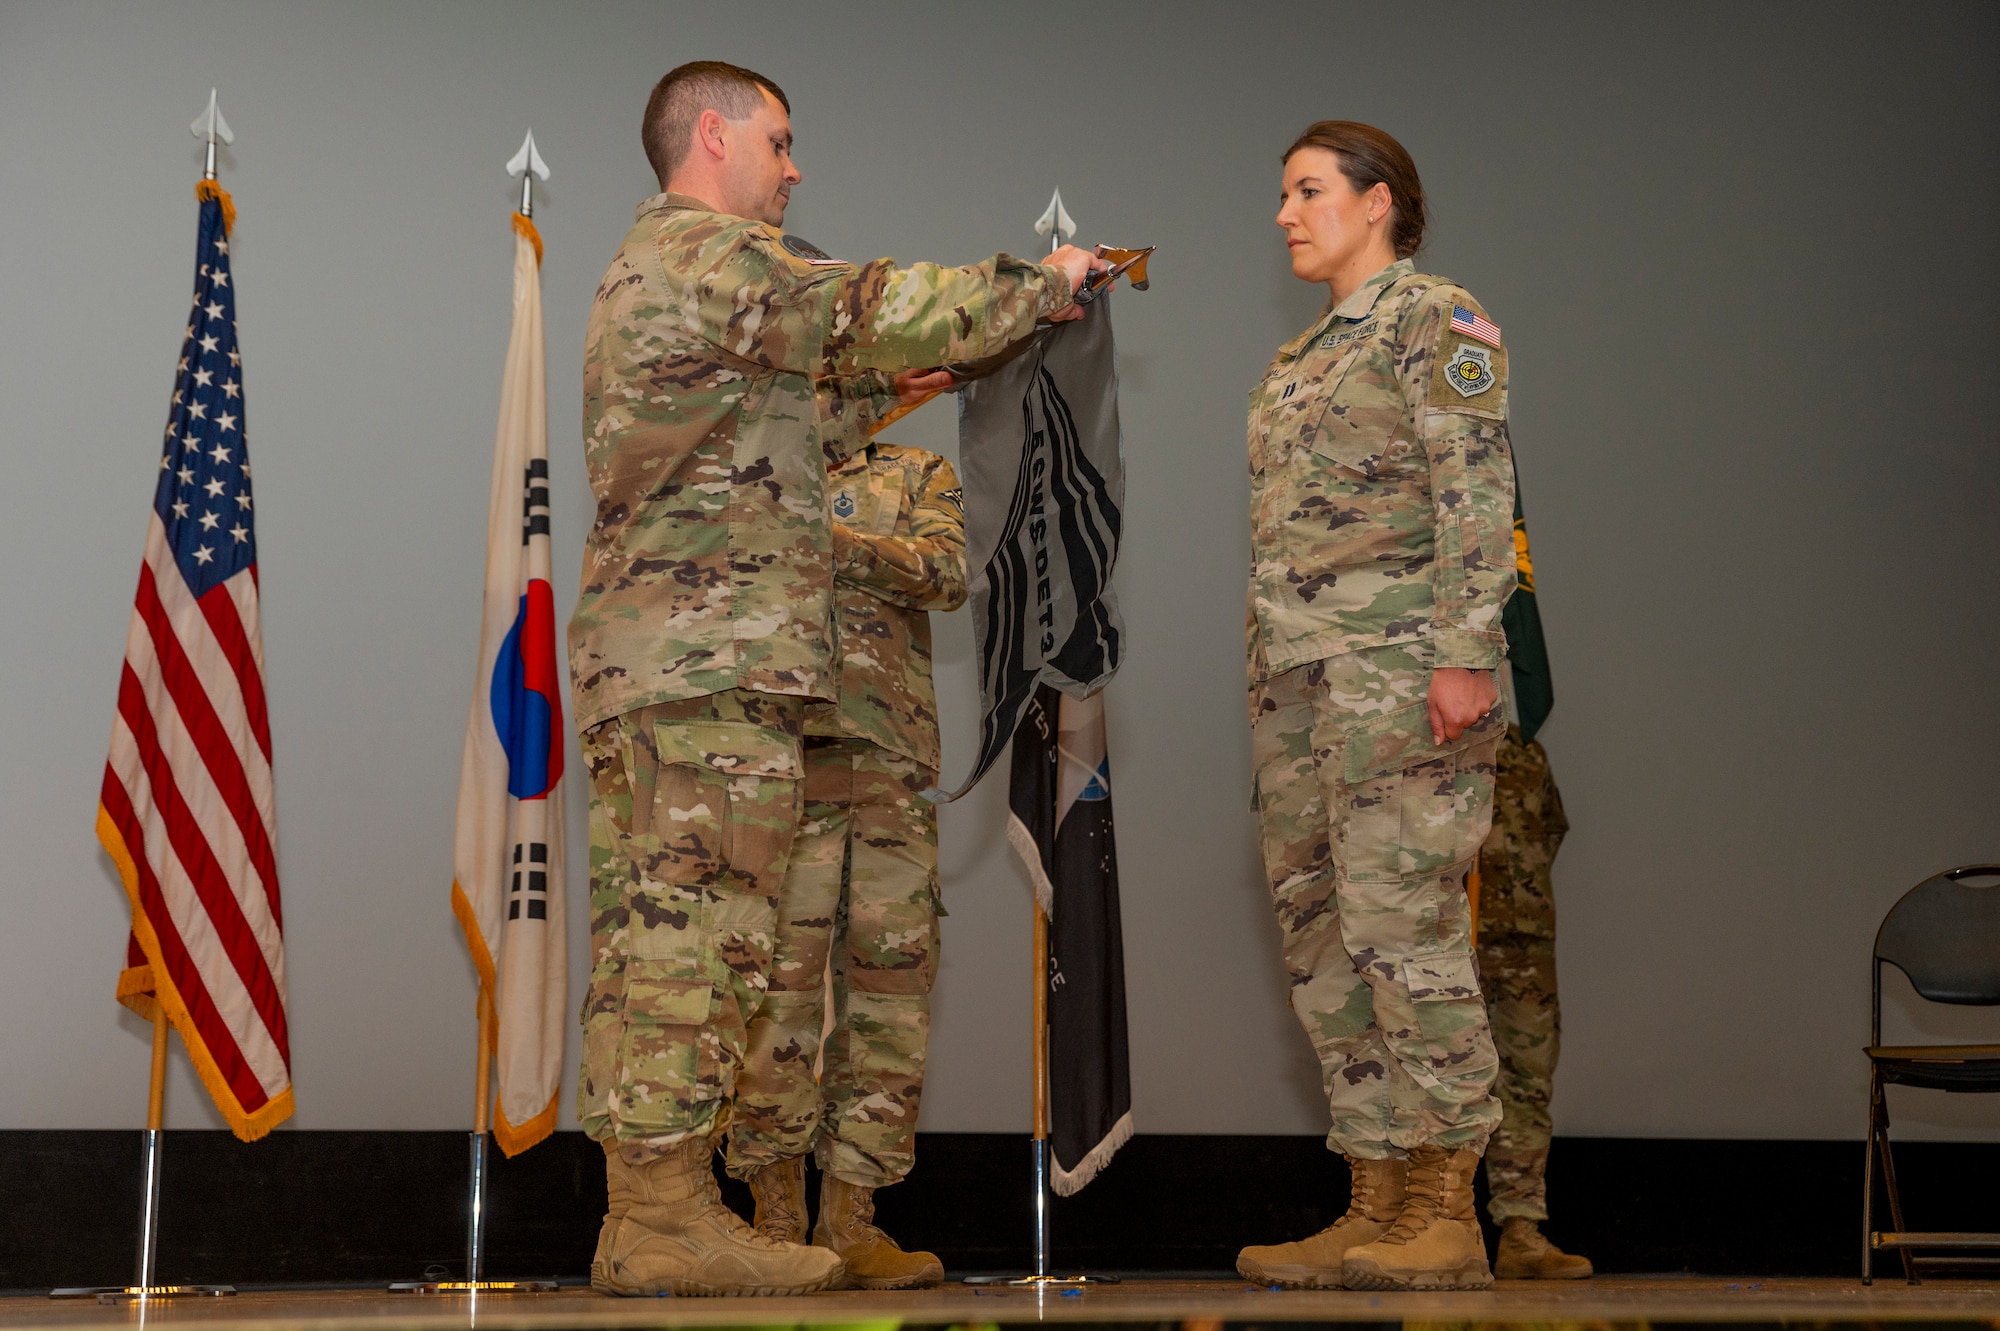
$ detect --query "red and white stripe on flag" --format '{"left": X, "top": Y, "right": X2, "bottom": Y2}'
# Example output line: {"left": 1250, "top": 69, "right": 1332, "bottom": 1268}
{"left": 1449, "top": 303, "right": 1502, "bottom": 346}
{"left": 98, "top": 182, "right": 293, "bottom": 1141}
{"left": 449, "top": 213, "right": 567, "bottom": 1156}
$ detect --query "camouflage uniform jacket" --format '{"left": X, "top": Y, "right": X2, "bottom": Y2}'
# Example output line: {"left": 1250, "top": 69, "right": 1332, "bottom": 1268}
{"left": 1245, "top": 258, "right": 1516, "bottom": 686}
{"left": 569, "top": 191, "right": 1070, "bottom": 731}
{"left": 803, "top": 439, "right": 967, "bottom": 770}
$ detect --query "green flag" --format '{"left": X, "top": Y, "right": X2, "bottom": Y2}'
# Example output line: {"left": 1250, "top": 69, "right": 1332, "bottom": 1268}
{"left": 1501, "top": 487, "right": 1555, "bottom": 743}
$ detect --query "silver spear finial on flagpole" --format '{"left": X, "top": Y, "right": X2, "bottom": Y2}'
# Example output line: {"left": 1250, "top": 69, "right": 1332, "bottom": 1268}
{"left": 507, "top": 130, "right": 550, "bottom": 218}
{"left": 1034, "top": 188, "right": 1076, "bottom": 257}
{"left": 189, "top": 88, "right": 234, "bottom": 181}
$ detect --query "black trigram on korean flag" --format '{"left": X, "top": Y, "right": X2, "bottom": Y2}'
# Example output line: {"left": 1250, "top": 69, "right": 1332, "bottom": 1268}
{"left": 508, "top": 841, "right": 549, "bottom": 920}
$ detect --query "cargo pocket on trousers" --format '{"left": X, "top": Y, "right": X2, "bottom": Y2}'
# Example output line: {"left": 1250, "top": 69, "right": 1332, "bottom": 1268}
{"left": 652, "top": 717, "right": 803, "bottom": 877}
{"left": 1340, "top": 702, "right": 1502, "bottom": 883}
{"left": 614, "top": 957, "right": 717, "bottom": 1120}
{"left": 1401, "top": 949, "right": 1496, "bottom": 1078}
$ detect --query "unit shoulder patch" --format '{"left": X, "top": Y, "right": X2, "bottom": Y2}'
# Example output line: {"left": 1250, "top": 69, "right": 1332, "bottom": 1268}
{"left": 1444, "top": 342, "right": 1496, "bottom": 397}
{"left": 781, "top": 233, "right": 847, "bottom": 267}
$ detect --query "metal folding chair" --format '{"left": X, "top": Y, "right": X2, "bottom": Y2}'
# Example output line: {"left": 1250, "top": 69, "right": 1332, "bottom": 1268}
{"left": 1863, "top": 863, "right": 2000, "bottom": 1283}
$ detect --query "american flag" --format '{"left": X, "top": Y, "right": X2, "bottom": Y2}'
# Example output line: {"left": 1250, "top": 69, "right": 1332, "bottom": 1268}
{"left": 1449, "top": 303, "right": 1502, "bottom": 346}
{"left": 97, "top": 183, "right": 293, "bottom": 1141}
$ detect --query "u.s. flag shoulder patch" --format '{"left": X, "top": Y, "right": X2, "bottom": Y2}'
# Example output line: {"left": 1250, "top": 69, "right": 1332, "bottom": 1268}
{"left": 1448, "top": 303, "right": 1502, "bottom": 347}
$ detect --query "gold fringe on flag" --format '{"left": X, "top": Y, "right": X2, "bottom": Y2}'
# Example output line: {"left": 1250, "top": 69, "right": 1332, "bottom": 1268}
{"left": 100, "top": 805, "right": 293, "bottom": 1141}
{"left": 195, "top": 179, "right": 236, "bottom": 236}
{"left": 511, "top": 212, "right": 543, "bottom": 267}
{"left": 451, "top": 878, "right": 558, "bottom": 1156}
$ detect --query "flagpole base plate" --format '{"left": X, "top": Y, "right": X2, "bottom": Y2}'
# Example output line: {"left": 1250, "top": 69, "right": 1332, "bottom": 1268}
{"left": 389, "top": 1280, "right": 561, "bottom": 1294}
{"left": 961, "top": 1274, "right": 1121, "bottom": 1286}
{"left": 51, "top": 1286, "right": 236, "bottom": 1302}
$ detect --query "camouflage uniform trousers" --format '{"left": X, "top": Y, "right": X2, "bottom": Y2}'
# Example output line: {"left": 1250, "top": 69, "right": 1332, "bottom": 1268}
{"left": 724, "top": 737, "right": 940, "bottom": 1187}
{"left": 576, "top": 689, "right": 806, "bottom": 1156}
{"left": 1252, "top": 642, "right": 1505, "bottom": 1158}
{"left": 1475, "top": 725, "right": 1569, "bottom": 1222}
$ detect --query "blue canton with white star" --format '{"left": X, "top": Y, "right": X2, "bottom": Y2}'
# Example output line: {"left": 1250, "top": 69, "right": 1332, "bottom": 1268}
{"left": 152, "top": 194, "right": 254, "bottom": 599}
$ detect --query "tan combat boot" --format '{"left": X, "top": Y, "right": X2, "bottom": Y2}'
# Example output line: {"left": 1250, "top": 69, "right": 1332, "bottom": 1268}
{"left": 1494, "top": 1217, "right": 1593, "bottom": 1279}
{"left": 1237, "top": 1155, "right": 1408, "bottom": 1288}
{"left": 746, "top": 1155, "right": 808, "bottom": 1243}
{"left": 811, "top": 1172, "right": 944, "bottom": 1289}
{"left": 592, "top": 1134, "right": 845, "bottom": 1297}
{"left": 1342, "top": 1145, "right": 1494, "bottom": 1291}
{"left": 590, "top": 1140, "right": 635, "bottom": 1290}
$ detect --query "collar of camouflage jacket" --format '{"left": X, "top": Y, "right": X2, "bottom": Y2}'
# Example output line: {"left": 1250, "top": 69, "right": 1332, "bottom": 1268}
{"left": 635, "top": 190, "right": 719, "bottom": 221}
{"left": 1280, "top": 257, "right": 1416, "bottom": 359}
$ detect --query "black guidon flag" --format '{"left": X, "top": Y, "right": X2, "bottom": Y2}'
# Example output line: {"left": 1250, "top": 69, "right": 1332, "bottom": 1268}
{"left": 927, "top": 298, "right": 1124, "bottom": 802}
{"left": 1008, "top": 683, "right": 1132, "bottom": 1194}
{"left": 1501, "top": 485, "right": 1555, "bottom": 743}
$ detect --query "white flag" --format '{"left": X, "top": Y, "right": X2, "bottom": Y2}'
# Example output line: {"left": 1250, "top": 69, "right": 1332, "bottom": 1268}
{"left": 451, "top": 217, "right": 567, "bottom": 1154}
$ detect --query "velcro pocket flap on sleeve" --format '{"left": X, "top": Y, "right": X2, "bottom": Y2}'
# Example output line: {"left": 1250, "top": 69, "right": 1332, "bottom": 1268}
{"left": 620, "top": 958, "right": 715, "bottom": 1026}
{"left": 653, "top": 720, "right": 802, "bottom": 780}
{"left": 1342, "top": 701, "right": 1503, "bottom": 784}
{"left": 1426, "top": 308, "right": 1507, "bottom": 421}
{"left": 1402, "top": 949, "right": 1482, "bottom": 1002}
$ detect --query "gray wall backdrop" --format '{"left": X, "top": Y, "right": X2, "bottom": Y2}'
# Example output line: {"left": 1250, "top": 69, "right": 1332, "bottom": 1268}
{"left": 2, "top": 1, "right": 1995, "bottom": 1143}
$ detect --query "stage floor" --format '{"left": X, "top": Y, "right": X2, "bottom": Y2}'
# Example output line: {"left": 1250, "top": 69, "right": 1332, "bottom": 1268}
{"left": 4, "top": 1276, "right": 1999, "bottom": 1327}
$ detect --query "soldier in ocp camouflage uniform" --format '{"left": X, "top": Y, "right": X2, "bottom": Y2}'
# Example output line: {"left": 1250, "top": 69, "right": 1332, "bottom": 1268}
{"left": 1477, "top": 717, "right": 1592, "bottom": 1277}
{"left": 725, "top": 437, "right": 966, "bottom": 1290}
{"left": 572, "top": 60, "right": 1097, "bottom": 1298}
{"left": 1235, "top": 122, "right": 1513, "bottom": 1294}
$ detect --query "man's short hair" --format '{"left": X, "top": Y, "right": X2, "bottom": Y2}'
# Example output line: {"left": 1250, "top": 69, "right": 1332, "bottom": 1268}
{"left": 642, "top": 62, "right": 790, "bottom": 186}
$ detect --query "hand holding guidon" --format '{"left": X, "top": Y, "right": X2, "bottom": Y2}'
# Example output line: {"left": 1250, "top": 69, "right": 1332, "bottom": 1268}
{"left": 871, "top": 207, "right": 1154, "bottom": 434}
{"left": 875, "top": 236, "right": 1134, "bottom": 411}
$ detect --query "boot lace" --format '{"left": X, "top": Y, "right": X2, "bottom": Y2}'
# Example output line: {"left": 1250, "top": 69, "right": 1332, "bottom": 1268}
{"left": 752, "top": 1166, "right": 804, "bottom": 1241}
{"left": 834, "top": 1182, "right": 888, "bottom": 1245}
{"left": 1382, "top": 1153, "right": 1449, "bottom": 1244}
{"left": 1338, "top": 1165, "right": 1374, "bottom": 1223}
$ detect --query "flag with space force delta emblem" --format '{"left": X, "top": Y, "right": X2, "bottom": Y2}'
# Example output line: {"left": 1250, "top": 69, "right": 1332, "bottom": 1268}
{"left": 450, "top": 214, "right": 567, "bottom": 1155}
{"left": 1009, "top": 683, "right": 1132, "bottom": 1194}
{"left": 98, "top": 182, "right": 293, "bottom": 1141}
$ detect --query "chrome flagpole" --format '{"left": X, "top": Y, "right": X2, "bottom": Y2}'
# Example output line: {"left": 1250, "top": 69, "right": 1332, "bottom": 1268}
{"left": 1029, "top": 191, "right": 1066, "bottom": 1283}
{"left": 135, "top": 1010, "right": 169, "bottom": 1288}
{"left": 468, "top": 991, "right": 494, "bottom": 1284}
